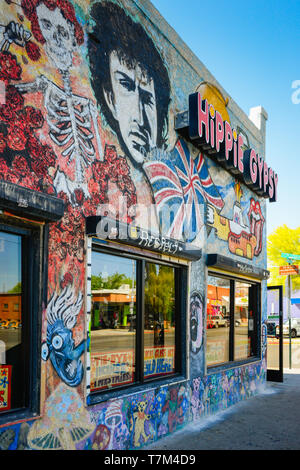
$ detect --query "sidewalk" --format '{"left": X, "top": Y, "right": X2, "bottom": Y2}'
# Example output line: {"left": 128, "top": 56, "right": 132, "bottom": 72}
{"left": 144, "top": 370, "right": 300, "bottom": 450}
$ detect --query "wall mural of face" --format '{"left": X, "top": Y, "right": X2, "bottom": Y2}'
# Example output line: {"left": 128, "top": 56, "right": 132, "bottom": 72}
{"left": 190, "top": 292, "right": 203, "bottom": 355}
{"left": 88, "top": 1, "right": 170, "bottom": 167}
{"left": 36, "top": 3, "right": 76, "bottom": 71}
{"left": 104, "top": 51, "right": 158, "bottom": 165}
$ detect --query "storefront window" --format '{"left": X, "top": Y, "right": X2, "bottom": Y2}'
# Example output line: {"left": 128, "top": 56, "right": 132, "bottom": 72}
{"left": 206, "top": 276, "right": 230, "bottom": 366}
{"left": 234, "top": 281, "right": 252, "bottom": 360}
{"left": 206, "top": 273, "right": 259, "bottom": 367}
{"left": 0, "top": 231, "right": 24, "bottom": 412}
{"left": 90, "top": 251, "right": 136, "bottom": 391}
{"left": 90, "top": 248, "right": 183, "bottom": 394}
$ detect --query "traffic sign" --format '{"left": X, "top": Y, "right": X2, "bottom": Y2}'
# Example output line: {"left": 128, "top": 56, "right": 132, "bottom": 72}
{"left": 279, "top": 265, "right": 299, "bottom": 275}
{"left": 281, "top": 253, "right": 300, "bottom": 261}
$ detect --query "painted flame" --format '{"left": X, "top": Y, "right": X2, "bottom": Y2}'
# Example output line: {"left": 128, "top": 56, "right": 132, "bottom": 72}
{"left": 235, "top": 181, "right": 243, "bottom": 203}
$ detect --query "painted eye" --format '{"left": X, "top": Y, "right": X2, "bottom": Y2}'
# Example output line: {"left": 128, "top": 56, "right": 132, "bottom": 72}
{"left": 52, "top": 334, "right": 63, "bottom": 350}
{"left": 41, "top": 342, "right": 49, "bottom": 361}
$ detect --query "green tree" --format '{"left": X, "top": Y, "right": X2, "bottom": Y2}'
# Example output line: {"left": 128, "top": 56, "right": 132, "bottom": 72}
{"left": 267, "top": 225, "right": 300, "bottom": 291}
{"left": 8, "top": 282, "right": 22, "bottom": 293}
{"left": 91, "top": 272, "right": 135, "bottom": 290}
{"left": 144, "top": 264, "right": 175, "bottom": 322}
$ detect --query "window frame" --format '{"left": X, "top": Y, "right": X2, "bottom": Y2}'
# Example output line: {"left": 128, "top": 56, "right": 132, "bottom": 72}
{"left": 86, "top": 239, "right": 188, "bottom": 405}
{"left": 206, "top": 270, "right": 261, "bottom": 372}
{"left": 0, "top": 220, "right": 45, "bottom": 424}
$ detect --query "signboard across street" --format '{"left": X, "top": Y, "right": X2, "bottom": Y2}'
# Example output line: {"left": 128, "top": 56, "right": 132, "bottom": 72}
{"left": 279, "top": 265, "right": 299, "bottom": 275}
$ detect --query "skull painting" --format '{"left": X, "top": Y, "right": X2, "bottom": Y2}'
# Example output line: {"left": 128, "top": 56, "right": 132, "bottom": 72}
{"left": 36, "top": 4, "right": 76, "bottom": 71}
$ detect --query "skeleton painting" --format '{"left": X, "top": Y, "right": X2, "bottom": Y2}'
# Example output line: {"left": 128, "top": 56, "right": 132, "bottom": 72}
{"left": 1, "top": 0, "right": 103, "bottom": 203}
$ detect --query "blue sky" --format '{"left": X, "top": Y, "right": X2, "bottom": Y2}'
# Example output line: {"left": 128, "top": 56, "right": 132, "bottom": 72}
{"left": 152, "top": 0, "right": 300, "bottom": 236}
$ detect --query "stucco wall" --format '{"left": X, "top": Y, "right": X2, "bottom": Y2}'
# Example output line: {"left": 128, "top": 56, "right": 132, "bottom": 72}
{"left": 0, "top": 0, "right": 268, "bottom": 450}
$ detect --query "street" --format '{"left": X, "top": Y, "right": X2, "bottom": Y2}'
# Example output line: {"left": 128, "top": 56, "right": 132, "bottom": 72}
{"left": 90, "top": 327, "right": 175, "bottom": 353}
{"left": 267, "top": 336, "right": 300, "bottom": 369}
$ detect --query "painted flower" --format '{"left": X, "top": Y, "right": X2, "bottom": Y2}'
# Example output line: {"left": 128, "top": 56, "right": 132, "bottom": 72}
{"left": 12, "top": 155, "right": 29, "bottom": 173}
{"left": 7, "top": 124, "right": 27, "bottom": 151}
{"left": 22, "top": 106, "right": 44, "bottom": 129}
{"left": 0, "top": 85, "right": 24, "bottom": 122}
{"left": 0, "top": 52, "right": 22, "bottom": 83}
{"left": 0, "top": 133, "right": 6, "bottom": 154}
{"left": 25, "top": 40, "right": 41, "bottom": 62}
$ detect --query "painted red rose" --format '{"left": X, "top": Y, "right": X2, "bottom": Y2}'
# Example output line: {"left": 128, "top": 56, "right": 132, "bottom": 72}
{"left": 74, "top": 188, "right": 84, "bottom": 205}
{"left": 0, "top": 133, "right": 6, "bottom": 154}
{"left": 0, "top": 157, "right": 8, "bottom": 176}
{"left": 25, "top": 41, "right": 41, "bottom": 62}
{"left": 27, "top": 134, "right": 43, "bottom": 159}
{"left": 12, "top": 155, "right": 29, "bottom": 173}
{"left": 31, "top": 157, "right": 47, "bottom": 176}
{"left": 22, "top": 106, "right": 44, "bottom": 129}
{"left": 0, "top": 85, "right": 24, "bottom": 122}
{"left": 60, "top": 272, "right": 73, "bottom": 289}
{"left": 7, "top": 124, "right": 27, "bottom": 151}
{"left": 41, "top": 144, "right": 56, "bottom": 167}
{"left": 0, "top": 52, "right": 22, "bottom": 83}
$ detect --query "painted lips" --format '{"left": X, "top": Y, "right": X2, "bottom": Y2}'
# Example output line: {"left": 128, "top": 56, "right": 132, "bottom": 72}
{"left": 248, "top": 198, "right": 265, "bottom": 256}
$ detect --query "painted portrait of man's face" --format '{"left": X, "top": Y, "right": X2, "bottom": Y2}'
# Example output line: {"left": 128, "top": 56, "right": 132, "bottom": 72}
{"left": 88, "top": 1, "right": 170, "bottom": 167}
{"left": 104, "top": 51, "right": 158, "bottom": 165}
{"left": 36, "top": 3, "right": 76, "bottom": 71}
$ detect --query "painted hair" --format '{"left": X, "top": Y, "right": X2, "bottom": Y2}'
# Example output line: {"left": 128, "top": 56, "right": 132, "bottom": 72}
{"left": 88, "top": 1, "right": 171, "bottom": 151}
{"left": 21, "top": 0, "right": 84, "bottom": 45}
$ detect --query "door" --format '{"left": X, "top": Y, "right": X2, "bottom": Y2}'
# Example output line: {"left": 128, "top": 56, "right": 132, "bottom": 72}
{"left": 267, "top": 285, "right": 283, "bottom": 382}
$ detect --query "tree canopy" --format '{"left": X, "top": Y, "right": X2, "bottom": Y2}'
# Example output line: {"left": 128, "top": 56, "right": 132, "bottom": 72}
{"left": 267, "top": 225, "right": 300, "bottom": 291}
{"left": 91, "top": 272, "right": 135, "bottom": 290}
{"left": 144, "top": 264, "right": 175, "bottom": 322}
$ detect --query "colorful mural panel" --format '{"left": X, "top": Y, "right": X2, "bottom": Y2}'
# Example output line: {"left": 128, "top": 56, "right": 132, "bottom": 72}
{"left": 0, "top": 361, "right": 266, "bottom": 450}
{"left": 0, "top": 365, "right": 11, "bottom": 412}
{"left": 0, "top": 0, "right": 268, "bottom": 451}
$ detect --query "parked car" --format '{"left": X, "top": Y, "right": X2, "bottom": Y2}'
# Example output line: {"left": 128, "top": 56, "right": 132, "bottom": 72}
{"left": 222, "top": 316, "right": 241, "bottom": 327}
{"left": 207, "top": 314, "right": 227, "bottom": 328}
{"left": 276, "top": 319, "right": 300, "bottom": 338}
{"left": 7, "top": 320, "right": 21, "bottom": 329}
{"left": 0, "top": 319, "right": 10, "bottom": 329}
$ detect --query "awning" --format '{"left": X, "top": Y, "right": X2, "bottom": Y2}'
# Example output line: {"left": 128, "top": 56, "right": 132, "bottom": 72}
{"left": 85, "top": 215, "right": 202, "bottom": 261}
{"left": 86, "top": 215, "right": 202, "bottom": 261}
{"left": 206, "top": 254, "right": 270, "bottom": 280}
{"left": 0, "top": 181, "right": 64, "bottom": 222}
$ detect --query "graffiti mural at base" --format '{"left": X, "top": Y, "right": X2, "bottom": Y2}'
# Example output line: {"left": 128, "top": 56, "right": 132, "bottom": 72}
{"left": 0, "top": 361, "right": 266, "bottom": 450}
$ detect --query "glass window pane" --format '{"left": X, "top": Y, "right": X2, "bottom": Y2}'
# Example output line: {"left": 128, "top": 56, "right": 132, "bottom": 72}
{"left": 234, "top": 281, "right": 252, "bottom": 360}
{"left": 144, "top": 263, "right": 176, "bottom": 379}
{"left": 206, "top": 275, "right": 230, "bottom": 366}
{"left": 0, "top": 231, "right": 23, "bottom": 412}
{"left": 90, "top": 251, "right": 136, "bottom": 391}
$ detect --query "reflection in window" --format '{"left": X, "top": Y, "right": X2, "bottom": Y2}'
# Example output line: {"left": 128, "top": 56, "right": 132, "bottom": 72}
{"left": 206, "top": 273, "right": 259, "bottom": 368}
{"left": 90, "top": 251, "right": 136, "bottom": 391}
{"left": 206, "top": 275, "right": 230, "bottom": 366}
{"left": 144, "top": 263, "right": 175, "bottom": 379}
{"left": 234, "top": 282, "right": 252, "bottom": 360}
{"left": 0, "top": 231, "right": 23, "bottom": 412}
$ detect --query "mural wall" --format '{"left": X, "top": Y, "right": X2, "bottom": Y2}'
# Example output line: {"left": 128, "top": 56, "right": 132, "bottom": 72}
{"left": 0, "top": 0, "right": 268, "bottom": 450}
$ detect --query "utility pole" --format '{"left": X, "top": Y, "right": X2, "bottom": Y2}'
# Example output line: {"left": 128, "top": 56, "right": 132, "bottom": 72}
{"left": 287, "top": 274, "right": 292, "bottom": 369}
